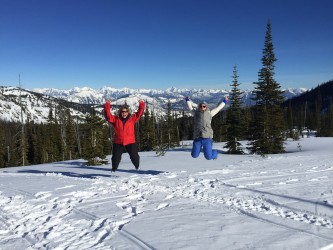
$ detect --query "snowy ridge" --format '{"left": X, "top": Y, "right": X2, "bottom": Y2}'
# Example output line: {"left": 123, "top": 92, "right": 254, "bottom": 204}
{"left": 1, "top": 85, "right": 307, "bottom": 123}
{"left": 0, "top": 138, "right": 333, "bottom": 249}
{"left": 0, "top": 86, "right": 93, "bottom": 123}
{"left": 33, "top": 86, "right": 307, "bottom": 107}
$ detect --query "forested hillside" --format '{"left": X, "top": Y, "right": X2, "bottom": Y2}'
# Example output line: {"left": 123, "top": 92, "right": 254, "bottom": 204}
{"left": 283, "top": 80, "right": 333, "bottom": 136}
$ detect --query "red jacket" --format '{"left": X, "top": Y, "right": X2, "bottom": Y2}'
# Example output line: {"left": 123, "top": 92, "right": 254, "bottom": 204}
{"left": 104, "top": 101, "right": 145, "bottom": 146}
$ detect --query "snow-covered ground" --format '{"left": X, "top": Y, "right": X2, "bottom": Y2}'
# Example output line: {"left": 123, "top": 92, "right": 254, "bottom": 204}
{"left": 1, "top": 137, "right": 333, "bottom": 250}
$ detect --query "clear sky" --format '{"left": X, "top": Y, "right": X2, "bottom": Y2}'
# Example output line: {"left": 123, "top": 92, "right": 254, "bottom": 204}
{"left": 0, "top": 0, "right": 332, "bottom": 91}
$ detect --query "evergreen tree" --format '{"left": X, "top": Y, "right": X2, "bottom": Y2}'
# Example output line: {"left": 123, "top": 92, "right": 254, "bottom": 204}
{"left": 318, "top": 97, "right": 333, "bottom": 136}
{"left": 224, "top": 65, "right": 245, "bottom": 154}
{"left": 248, "top": 20, "right": 286, "bottom": 155}
{"left": 314, "top": 88, "right": 322, "bottom": 132}
{"left": 50, "top": 110, "right": 63, "bottom": 162}
{"left": 154, "top": 113, "right": 168, "bottom": 156}
{"left": 16, "top": 123, "right": 29, "bottom": 166}
{"left": 0, "top": 124, "right": 4, "bottom": 167}
{"left": 177, "top": 110, "right": 193, "bottom": 140}
{"left": 64, "top": 109, "right": 78, "bottom": 160}
{"left": 8, "top": 135, "right": 18, "bottom": 167}
{"left": 44, "top": 107, "right": 55, "bottom": 162}
{"left": 165, "top": 100, "right": 178, "bottom": 148}
{"left": 42, "top": 107, "right": 62, "bottom": 162}
{"left": 101, "top": 124, "right": 111, "bottom": 157}
{"left": 173, "top": 112, "right": 180, "bottom": 146}
{"left": 33, "top": 124, "right": 44, "bottom": 164}
{"left": 82, "top": 113, "right": 107, "bottom": 165}
{"left": 26, "top": 121, "right": 38, "bottom": 164}
{"left": 140, "top": 103, "right": 156, "bottom": 151}
{"left": 211, "top": 109, "right": 227, "bottom": 142}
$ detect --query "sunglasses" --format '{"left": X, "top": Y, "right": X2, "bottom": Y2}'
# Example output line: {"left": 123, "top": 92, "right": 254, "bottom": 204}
{"left": 199, "top": 105, "right": 207, "bottom": 108}
{"left": 121, "top": 110, "right": 128, "bottom": 113}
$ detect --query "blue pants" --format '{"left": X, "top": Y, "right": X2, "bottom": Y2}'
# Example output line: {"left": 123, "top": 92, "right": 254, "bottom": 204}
{"left": 191, "top": 138, "right": 218, "bottom": 160}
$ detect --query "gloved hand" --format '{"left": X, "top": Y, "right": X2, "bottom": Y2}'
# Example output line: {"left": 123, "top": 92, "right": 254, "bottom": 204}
{"left": 185, "top": 96, "right": 190, "bottom": 102}
{"left": 223, "top": 96, "right": 229, "bottom": 104}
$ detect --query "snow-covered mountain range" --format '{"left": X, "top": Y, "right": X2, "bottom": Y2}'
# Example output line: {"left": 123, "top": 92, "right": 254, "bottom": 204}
{"left": 1, "top": 86, "right": 307, "bottom": 123}
{"left": 0, "top": 86, "right": 94, "bottom": 123}
{"left": 33, "top": 86, "right": 307, "bottom": 108}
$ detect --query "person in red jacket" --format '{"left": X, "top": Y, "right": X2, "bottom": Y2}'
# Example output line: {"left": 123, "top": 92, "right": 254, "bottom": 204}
{"left": 104, "top": 99, "right": 145, "bottom": 172}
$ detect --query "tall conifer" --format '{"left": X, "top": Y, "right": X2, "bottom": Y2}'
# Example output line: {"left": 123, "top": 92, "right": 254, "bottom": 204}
{"left": 82, "top": 113, "right": 106, "bottom": 165}
{"left": 248, "top": 20, "right": 286, "bottom": 155}
{"left": 224, "top": 65, "right": 245, "bottom": 154}
{"left": 0, "top": 124, "right": 4, "bottom": 167}
{"left": 140, "top": 103, "right": 156, "bottom": 151}
{"left": 64, "top": 109, "right": 78, "bottom": 160}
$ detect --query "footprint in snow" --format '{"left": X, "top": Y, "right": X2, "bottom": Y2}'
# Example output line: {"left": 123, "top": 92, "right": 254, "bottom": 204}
{"left": 247, "top": 182, "right": 263, "bottom": 186}
{"left": 286, "top": 179, "right": 299, "bottom": 183}
{"left": 277, "top": 179, "right": 297, "bottom": 185}
{"left": 122, "top": 205, "right": 144, "bottom": 219}
{"left": 55, "top": 185, "right": 76, "bottom": 190}
{"left": 165, "top": 174, "right": 178, "bottom": 179}
{"left": 156, "top": 203, "right": 169, "bottom": 210}
{"left": 116, "top": 201, "right": 131, "bottom": 209}
{"left": 164, "top": 194, "right": 174, "bottom": 200}
{"left": 35, "top": 191, "right": 52, "bottom": 199}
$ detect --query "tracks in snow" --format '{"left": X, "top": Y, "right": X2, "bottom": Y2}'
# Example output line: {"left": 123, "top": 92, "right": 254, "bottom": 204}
{"left": 1, "top": 166, "right": 333, "bottom": 249}
{"left": 0, "top": 183, "right": 154, "bottom": 250}
{"left": 165, "top": 180, "right": 333, "bottom": 228}
{"left": 96, "top": 170, "right": 333, "bottom": 241}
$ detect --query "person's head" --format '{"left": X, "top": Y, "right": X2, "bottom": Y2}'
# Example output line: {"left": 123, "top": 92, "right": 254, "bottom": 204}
{"left": 198, "top": 102, "right": 208, "bottom": 112}
{"left": 118, "top": 105, "right": 131, "bottom": 118}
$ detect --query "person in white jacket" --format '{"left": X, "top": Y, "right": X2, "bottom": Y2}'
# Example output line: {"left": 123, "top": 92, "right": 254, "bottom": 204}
{"left": 185, "top": 96, "right": 229, "bottom": 160}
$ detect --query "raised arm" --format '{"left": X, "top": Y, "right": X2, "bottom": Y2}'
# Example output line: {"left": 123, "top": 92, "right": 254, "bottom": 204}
{"left": 185, "top": 96, "right": 197, "bottom": 114}
{"left": 103, "top": 100, "right": 116, "bottom": 124}
{"left": 132, "top": 100, "right": 145, "bottom": 122}
{"left": 210, "top": 96, "right": 229, "bottom": 117}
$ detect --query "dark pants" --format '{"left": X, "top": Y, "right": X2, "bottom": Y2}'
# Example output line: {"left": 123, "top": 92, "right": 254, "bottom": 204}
{"left": 112, "top": 143, "right": 140, "bottom": 171}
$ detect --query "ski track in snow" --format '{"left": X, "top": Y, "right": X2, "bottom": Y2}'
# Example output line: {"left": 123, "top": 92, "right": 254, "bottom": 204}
{"left": 1, "top": 159, "right": 333, "bottom": 249}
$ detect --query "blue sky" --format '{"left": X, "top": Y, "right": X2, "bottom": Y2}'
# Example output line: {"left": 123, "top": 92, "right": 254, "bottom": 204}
{"left": 0, "top": 0, "right": 332, "bottom": 90}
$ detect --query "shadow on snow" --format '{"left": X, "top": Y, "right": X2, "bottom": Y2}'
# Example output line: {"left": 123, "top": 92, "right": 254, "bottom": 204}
{"left": 17, "top": 169, "right": 113, "bottom": 179}
{"left": 222, "top": 183, "right": 333, "bottom": 210}
{"left": 17, "top": 165, "right": 165, "bottom": 179}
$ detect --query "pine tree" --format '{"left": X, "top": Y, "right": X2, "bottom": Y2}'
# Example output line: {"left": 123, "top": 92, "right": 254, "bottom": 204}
{"left": 44, "top": 107, "right": 55, "bottom": 162}
{"left": 0, "top": 124, "right": 4, "bottom": 167}
{"left": 140, "top": 103, "right": 156, "bottom": 151}
{"left": 248, "top": 20, "right": 286, "bottom": 155}
{"left": 155, "top": 113, "right": 168, "bottom": 156}
{"left": 178, "top": 110, "right": 193, "bottom": 140}
{"left": 211, "top": 108, "right": 227, "bottom": 142}
{"left": 82, "top": 113, "right": 107, "bottom": 165}
{"left": 165, "top": 100, "right": 178, "bottom": 148}
{"left": 8, "top": 136, "right": 18, "bottom": 167}
{"left": 64, "top": 109, "right": 78, "bottom": 160}
{"left": 318, "top": 97, "right": 333, "bottom": 136}
{"left": 26, "top": 121, "right": 38, "bottom": 164}
{"left": 16, "top": 123, "right": 29, "bottom": 166}
{"left": 33, "top": 123, "right": 44, "bottom": 164}
{"left": 314, "top": 88, "right": 322, "bottom": 132}
{"left": 224, "top": 65, "right": 245, "bottom": 154}
{"left": 50, "top": 111, "right": 63, "bottom": 162}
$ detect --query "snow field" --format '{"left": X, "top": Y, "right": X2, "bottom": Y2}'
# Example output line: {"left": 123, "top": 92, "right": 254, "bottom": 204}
{"left": 0, "top": 137, "right": 333, "bottom": 249}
